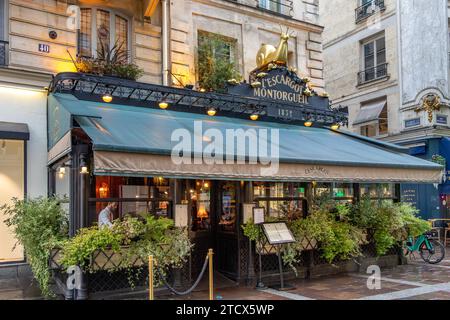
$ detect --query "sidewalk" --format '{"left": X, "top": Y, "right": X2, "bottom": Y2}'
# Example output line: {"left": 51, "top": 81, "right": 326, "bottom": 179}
{"left": 3, "top": 250, "right": 450, "bottom": 300}
{"left": 0, "top": 264, "right": 42, "bottom": 300}
{"left": 157, "top": 249, "right": 450, "bottom": 301}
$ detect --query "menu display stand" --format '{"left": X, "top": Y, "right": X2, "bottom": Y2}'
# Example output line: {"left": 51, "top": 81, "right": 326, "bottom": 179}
{"left": 261, "top": 222, "right": 296, "bottom": 291}
{"left": 253, "top": 207, "right": 267, "bottom": 290}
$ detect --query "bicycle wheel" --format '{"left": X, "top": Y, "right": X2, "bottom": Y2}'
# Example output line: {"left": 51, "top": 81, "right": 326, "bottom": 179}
{"left": 419, "top": 240, "right": 445, "bottom": 264}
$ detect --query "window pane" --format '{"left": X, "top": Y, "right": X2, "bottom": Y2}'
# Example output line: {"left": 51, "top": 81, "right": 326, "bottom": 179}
{"left": 192, "top": 180, "right": 211, "bottom": 231}
{"left": 97, "top": 9, "right": 111, "bottom": 52}
{"left": 115, "top": 15, "right": 128, "bottom": 59}
{"left": 378, "top": 104, "right": 388, "bottom": 134}
{"left": 364, "top": 42, "right": 375, "bottom": 70}
{"left": 219, "top": 182, "right": 237, "bottom": 232}
{"left": 79, "top": 8, "right": 92, "bottom": 57}
{"left": 0, "top": 140, "right": 24, "bottom": 262}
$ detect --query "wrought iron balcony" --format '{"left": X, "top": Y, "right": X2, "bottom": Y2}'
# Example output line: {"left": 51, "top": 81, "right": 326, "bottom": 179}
{"left": 224, "top": 0, "right": 294, "bottom": 17}
{"left": 0, "top": 41, "right": 7, "bottom": 66}
{"left": 357, "top": 63, "right": 388, "bottom": 85}
{"left": 355, "top": 0, "right": 385, "bottom": 23}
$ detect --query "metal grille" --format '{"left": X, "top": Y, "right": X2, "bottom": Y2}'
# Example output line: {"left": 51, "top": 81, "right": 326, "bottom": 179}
{"left": 355, "top": 0, "right": 385, "bottom": 23}
{"left": 358, "top": 63, "right": 388, "bottom": 85}
{"left": 0, "top": 40, "right": 7, "bottom": 66}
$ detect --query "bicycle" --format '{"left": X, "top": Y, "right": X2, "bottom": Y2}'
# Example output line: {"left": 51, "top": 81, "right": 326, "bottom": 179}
{"left": 403, "top": 232, "right": 445, "bottom": 264}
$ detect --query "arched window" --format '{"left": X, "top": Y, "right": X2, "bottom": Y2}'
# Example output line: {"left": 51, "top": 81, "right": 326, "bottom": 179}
{"left": 78, "top": 8, "right": 130, "bottom": 59}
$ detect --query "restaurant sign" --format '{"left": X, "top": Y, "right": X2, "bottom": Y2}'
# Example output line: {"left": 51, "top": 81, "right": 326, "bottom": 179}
{"left": 227, "top": 67, "right": 331, "bottom": 122}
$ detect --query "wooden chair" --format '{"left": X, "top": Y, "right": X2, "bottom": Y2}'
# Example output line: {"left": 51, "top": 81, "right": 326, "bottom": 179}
{"left": 429, "top": 219, "right": 442, "bottom": 242}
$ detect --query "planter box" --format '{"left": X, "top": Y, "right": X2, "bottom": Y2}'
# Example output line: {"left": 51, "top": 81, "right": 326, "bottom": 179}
{"left": 90, "top": 247, "right": 145, "bottom": 272}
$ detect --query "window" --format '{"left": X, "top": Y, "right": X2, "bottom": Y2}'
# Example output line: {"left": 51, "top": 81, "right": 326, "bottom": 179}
{"left": 355, "top": 100, "right": 388, "bottom": 137}
{"left": 0, "top": 0, "right": 6, "bottom": 66}
{"left": 198, "top": 31, "right": 236, "bottom": 64}
{"left": 254, "top": 182, "right": 307, "bottom": 219}
{"left": 78, "top": 8, "right": 129, "bottom": 58}
{"left": 0, "top": 140, "right": 25, "bottom": 262}
{"left": 358, "top": 36, "right": 387, "bottom": 84}
{"left": 258, "top": 0, "right": 281, "bottom": 13}
{"left": 88, "top": 176, "right": 173, "bottom": 226}
{"left": 360, "top": 183, "right": 396, "bottom": 200}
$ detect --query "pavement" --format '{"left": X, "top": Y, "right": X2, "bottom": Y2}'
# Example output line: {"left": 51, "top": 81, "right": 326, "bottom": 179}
{"left": 159, "top": 249, "right": 450, "bottom": 301}
{"left": 3, "top": 250, "right": 450, "bottom": 300}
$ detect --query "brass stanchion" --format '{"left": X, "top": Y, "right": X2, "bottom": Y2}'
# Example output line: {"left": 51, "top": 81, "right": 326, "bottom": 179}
{"left": 149, "top": 255, "right": 154, "bottom": 301}
{"left": 208, "top": 249, "right": 214, "bottom": 301}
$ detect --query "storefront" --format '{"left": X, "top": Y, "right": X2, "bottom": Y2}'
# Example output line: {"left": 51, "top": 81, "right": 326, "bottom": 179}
{"left": 45, "top": 69, "right": 442, "bottom": 288}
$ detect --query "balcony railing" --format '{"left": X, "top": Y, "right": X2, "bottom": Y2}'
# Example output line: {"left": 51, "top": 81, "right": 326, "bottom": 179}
{"left": 357, "top": 63, "right": 388, "bottom": 85}
{"left": 0, "top": 41, "right": 7, "bottom": 66}
{"left": 225, "top": 0, "right": 294, "bottom": 17}
{"left": 355, "top": 0, "right": 385, "bottom": 23}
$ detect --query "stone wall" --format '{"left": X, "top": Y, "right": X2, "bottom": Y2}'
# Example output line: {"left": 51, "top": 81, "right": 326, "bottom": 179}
{"left": 170, "top": 0, "right": 325, "bottom": 92}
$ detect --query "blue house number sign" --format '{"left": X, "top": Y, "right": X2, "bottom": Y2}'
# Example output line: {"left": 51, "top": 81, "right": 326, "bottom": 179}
{"left": 39, "top": 44, "right": 50, "bottom": 53}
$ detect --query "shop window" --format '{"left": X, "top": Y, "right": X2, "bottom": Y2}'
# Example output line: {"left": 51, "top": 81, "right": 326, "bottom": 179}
{"left": 88, "top": 176, "right": 172, "bottom": 226}
{"left": 254, "top": 182, "right": 307, "bottom": 219}
{"left": 0, "top": 139, "right": 25, "bottom": 262}
{"left": 78, "top": 8, "right": 130, "bottom": 59}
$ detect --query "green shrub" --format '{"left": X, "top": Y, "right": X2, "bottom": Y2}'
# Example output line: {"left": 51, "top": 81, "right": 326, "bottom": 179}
{"left": 2, "top": 197, "right": 68, "bottom": 298}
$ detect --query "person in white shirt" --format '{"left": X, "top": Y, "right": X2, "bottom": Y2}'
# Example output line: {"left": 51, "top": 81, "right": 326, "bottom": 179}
{"left": 98, "top": 202, "right": 118, "bottom": 228}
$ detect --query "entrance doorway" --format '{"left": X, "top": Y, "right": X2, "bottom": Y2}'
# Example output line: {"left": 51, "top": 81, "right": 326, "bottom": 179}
{"left": 189, "top": 180, "right": 242, "bottom": 282}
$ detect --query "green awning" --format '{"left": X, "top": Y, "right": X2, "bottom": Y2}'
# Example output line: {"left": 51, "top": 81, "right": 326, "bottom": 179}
{"left": 48, "top": 93, "right": 443, "bottom": 183}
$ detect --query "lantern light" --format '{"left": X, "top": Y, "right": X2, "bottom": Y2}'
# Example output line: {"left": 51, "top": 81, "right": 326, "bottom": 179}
{"left": 159, "top": 101, "right": 169, "bottom": 109}
{"left": 80, "top": 166, "right": 89, "bottom": 174}
{"left": 250, "top": 114, "right": 259, "bottom": 121}
{"left": 102, "top": 94, "right": 113, "bottom": 103}
{"left": 207, "top": 108, "right": 217, "bottom": 116}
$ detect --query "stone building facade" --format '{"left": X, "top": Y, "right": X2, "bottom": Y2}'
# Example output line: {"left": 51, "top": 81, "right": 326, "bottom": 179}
{"left": 0, "top": 0, "right": 325, "bottom": 263}
{"left": 321, "top": 0, "right": 450, "bottom": 219}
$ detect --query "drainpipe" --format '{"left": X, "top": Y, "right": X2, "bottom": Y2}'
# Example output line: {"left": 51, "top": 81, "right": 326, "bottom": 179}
{"left": 161, "top": 0, "right": 170, "bottom": 86}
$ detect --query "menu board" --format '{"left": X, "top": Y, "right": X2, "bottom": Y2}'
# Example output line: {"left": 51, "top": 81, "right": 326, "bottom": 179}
{"left": 262, "top": 222, "right": 296, "bottom": 245}
{"left": 253, "top": 207, "right": 266, "bottom": 225}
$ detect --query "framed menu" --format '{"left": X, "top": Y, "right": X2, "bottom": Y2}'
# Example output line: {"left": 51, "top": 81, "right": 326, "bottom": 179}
{"left": 262, "top": 222, "right": 296, "bottom": 245}
{"left": 253, "top": 207, "right": 266, "bottom": 225}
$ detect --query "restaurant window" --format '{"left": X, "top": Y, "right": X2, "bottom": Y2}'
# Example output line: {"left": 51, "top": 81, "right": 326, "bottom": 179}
{"left": 78, "top": 8, "right": 130, "bottom": 59}
{"left": 333, "top": 183, "right": 354, "bottom": 203}
{"left": 360, "top": 183, "right": 396, "bottom": 200}
{"left": 219, "top": 182, "right": 237, "bottom": 232}
{"left": 254, "top": 182, "right": 307, "bottom": 219}
{"left": 0, "top": 139, "right": 25, "bottom": 262}
{"left": 54, "top": 162, "right": 70, "bottom": 216}
{"left": 358, "top": 35, "right": 387, "bottom": 84}
{"left": 188, "top": 180, "right": 211, "bottom": 232}
{"left": 88, "top": 176, "right": 172, "bottom": 226}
